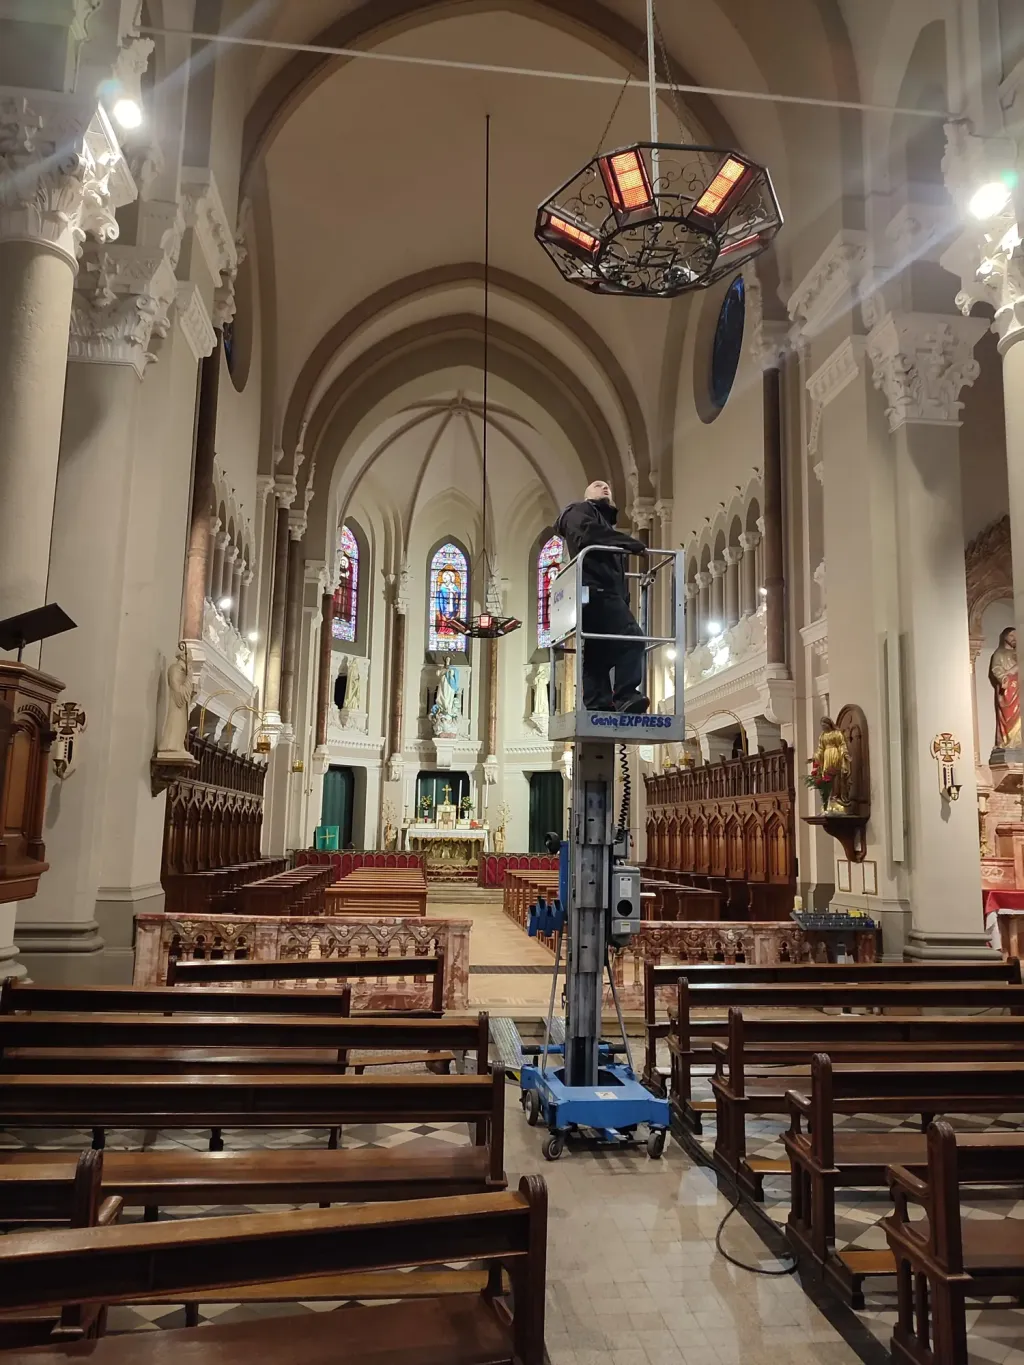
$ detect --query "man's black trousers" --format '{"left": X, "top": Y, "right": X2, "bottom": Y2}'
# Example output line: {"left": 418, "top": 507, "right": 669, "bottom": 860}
{"left": 580, "top": 592, "right": 644, "bottom": 709}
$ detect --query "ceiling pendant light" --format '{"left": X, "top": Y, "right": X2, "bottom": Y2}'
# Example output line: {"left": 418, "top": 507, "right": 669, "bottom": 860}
{"left": 447, "top": 115, "right": 521, "bottom": 642}
{"left": 534, "top": 0, "right": 782, "bottom": 298}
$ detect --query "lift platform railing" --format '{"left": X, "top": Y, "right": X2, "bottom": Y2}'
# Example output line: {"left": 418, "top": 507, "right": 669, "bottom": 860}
{"left": 545, "top": 544, "right": 686, "bottom": 742}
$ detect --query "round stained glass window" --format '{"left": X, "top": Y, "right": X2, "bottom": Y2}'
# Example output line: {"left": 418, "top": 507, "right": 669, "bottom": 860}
{"left": 710, "top": 275, "right": 745, "bottom": 411}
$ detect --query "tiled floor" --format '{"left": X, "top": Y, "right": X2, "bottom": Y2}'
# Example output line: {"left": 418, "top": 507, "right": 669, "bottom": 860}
{"left": 685, "top": 1068, "right": 1024, "bottom": 1365}
{"left": 0, "top": 1088, "right": 862, "bottom": 1363}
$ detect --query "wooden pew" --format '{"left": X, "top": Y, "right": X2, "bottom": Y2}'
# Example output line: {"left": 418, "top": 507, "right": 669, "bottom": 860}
{"left": 712, "top": 1008, "right": 1024, "bottom": 1198}
{"left": 325, "top": 867, "right": 429, "bottom": 917}
{"left": 0, "top": 979, "right": 356, "bottom": 1018}
{"left": 163, "top": 859, "right": 288, "bottom": 917}
{"left": 784, "top": 1055, "right": 1024, "bottom": 1306}
{"left": 166, "top": 951, "right": 446, "bottom": 1014}
{"left": 661, "top": 975, "right": 1024, "bottom": 1132}
{"left": 238, "top": 864, "right": 334, "bottom": 917}
{"left": 643, "top": 957, "right": 1023, "bottom": 1092}
{"left": 0, "top": 1151, "right": 121, "bottom": 1348}
{"left": 0, "top": 1071, "right": 506, "bottom": 1170}
{"left": 0, "top": 1177, "right": 548, "bottom": 1365}
{"left": 883, "top": 1120, "right": 1024, "bottom": 1365}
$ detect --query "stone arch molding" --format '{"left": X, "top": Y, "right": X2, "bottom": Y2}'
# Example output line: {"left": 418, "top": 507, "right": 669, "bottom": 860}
{"left": 300, "top": 314, "right": 623, "bottom": 563}
{"left": 281, "top": 268, "right": 651, "bottom": 513}
{"left": 684, "top": 470, "right": 763, "bottom": 578}
{"left": 240, "top": 0, "right": 737, "bottom": 192}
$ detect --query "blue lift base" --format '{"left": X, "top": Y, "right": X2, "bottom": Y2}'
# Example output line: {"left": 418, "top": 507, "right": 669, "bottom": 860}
{"left": 519, "top": 1060, "right": 670, "bottom": 1161}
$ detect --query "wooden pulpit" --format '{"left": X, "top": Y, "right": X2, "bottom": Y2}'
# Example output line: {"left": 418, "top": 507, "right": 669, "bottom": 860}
{"left": 0, "top": 664, "right": 64, "bottom": 905}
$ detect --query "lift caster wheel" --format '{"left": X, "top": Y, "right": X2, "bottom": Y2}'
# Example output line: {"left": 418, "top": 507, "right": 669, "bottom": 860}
{"left": 526, "top": 1090, "right": 543, "bottom": 1127}
{"left": 542, "top": 1134, "right": 565, "bottom": 1161}
{"left": 646, "top": 1130, "right": 667, "bottom": 1159}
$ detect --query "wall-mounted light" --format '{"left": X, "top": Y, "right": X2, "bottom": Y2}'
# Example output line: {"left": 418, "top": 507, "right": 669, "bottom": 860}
{"left": 706, "top": 621, "right": 722, "bottom": 638}
{"left": 969, "top": 179, "right": 1013, "bottom": 220}
{"left": 218, "top": 597, "right": 233, "bottom": 612}
{"left": 665, "top": 647, "right": 677, "bottom": 661}
{"left": 759, "top": 586, "right": 768, "bottom": 597}
{"left": 247, "top": 630, "right": 258, "bottom": 643}
{"left": 112, "top": 97, "right": 143, "bottom": 130}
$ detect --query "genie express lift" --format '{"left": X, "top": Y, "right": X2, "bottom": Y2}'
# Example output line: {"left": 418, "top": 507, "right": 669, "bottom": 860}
{"left": 517, "top": 544, "right": 686, "bottom": 1161}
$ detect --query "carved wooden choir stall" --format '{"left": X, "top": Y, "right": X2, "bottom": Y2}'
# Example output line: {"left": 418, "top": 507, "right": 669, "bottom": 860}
{"left": 644, "top": 745, "right": 797, "bottom": 920}
{"left": 161, "top": 732, "right": 269, "bottom": 914}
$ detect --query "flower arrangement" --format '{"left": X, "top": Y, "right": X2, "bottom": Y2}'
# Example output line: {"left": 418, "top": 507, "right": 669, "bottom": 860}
{"left": 804, "top": 757, "right": 837, "bottom": 800}
{"left": 459, "top": 795, "right": 473, "bottom": 816}
{"left": 419, "top": 794, "right": 434, "bottom": 819}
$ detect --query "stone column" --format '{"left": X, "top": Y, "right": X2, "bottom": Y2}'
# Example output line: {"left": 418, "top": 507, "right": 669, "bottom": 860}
{"left": 386, "top": 565, "right": 409, "bottom": 783}
{"left": 315, "top": 591, "right": 333, "bottom": 747}
{"left": 708, "top": 560, "right": 726, "bottom": 631}
{"left": 280, "top": 513, "right": 305, "bottom": 726}
{"left": 183, "top": 343, "right": 222, "bottom": 639}
{"left": 755, "top": 518, "right": 766, "bottom": 599}
{"left": 221, "top": 544, "right": 238, "bottom": 612}
{"left": 867, "top": 310, "right": 990, "bottom": 957}
{"left": 229, "top": 552, "right": 243, "bottom": 628}
{"left": 0, "top": 93, "right": 133, "bottom": 652}
{"left": 21, "top": 232, "right": 181, "bottom": 982}
{"left": 486, "top": 639, "right": 499, "bottom": 760}
{"left": 695, "top": 571, "right": 711, "bottom": 640}
{"left": 762, "top": 358, "right": 787, "bottom": 667}
{"left": 239, "top": 569, "right": 253, "bottom": 638}
{"left": 263, "top": 478, "right": 296, "bottom": 725}
{"left": 684, "top": 582, "right": 699, "bottom": 652}
{"left": 203, "top": 516, "right": 221, "bottom": 603}
{"left": 738, "top": 531, "right": 760, "bottom": 616}
{"left": 211, "top": 532, "right": 229, "bottom": 609}
{"left": 723, "top": 547, "right": 742, "bottom": 627}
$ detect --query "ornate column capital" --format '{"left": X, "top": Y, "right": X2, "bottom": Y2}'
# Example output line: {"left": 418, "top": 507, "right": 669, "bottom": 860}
{"left": 684, "top": 581, "right": 699, "bottom": 600}
{"left": 787, "top": 229, "right": 870, "bottom": 340}
{"left": 941, "top": 121, "right": 1024, "bottom": 353}
{"left": 738, "top": 530, "right": 761, "bottom": 551}
{"left": 287, "top": 509, "right": 307, "bottom": 541}
{"left": 223, "top": 544, "right": 239, "bottom": 566}
{"left": 805, "top": 336, "right": 866, "bottom": 455}
{"left": 255, "top": 474, "right": 275, "bottom": 512}
{"left": 215, "top": 530, "right": 231, "bottom": 551}
{"left": 241, "top": 568, "right": 254, "bottom": 587}
{"left": 722, "top": 545, "right": 743, "bottom": 566}
{"left": 708, "top": 558, "right": 726, "bottom": 579}
{"left": 0, "top": 89, "right": 136, "bottom": 264}
{"left": 388, "top": 561, "right": 410, "bottom": 615}
{"left": 694, "top": 570, "right": 710, "bottom": 589}
{"left": 274, "top": 475, "right": 297, "bottom": 510}
{"left": 69, "top": 243, "right": 177, "bottom": 375}
{"left": 866, "top": 311, "right": 987, "bottom": 431}
{"left": 180, "top": 166, "right": 237, "bottom": 292}
{"left": 627, "top": 495, "right": 656, "bottom": 532}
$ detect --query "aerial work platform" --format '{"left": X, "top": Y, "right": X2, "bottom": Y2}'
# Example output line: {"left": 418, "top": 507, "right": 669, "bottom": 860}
{"left": 513, "top": 544, "right": 682, "bottom": 1159}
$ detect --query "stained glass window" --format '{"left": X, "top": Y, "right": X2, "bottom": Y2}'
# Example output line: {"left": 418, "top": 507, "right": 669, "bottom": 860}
{"left": 428, "top": 543, "right": 469, "bottom": 653}
{"left": 710, "top": 275, "right": 745, "bottom": 411}
{"left": 537, "top": 534, "right": 564, "bottom": 648}
{"left": 332, "top": 525, "right": 359, "bottom": 642}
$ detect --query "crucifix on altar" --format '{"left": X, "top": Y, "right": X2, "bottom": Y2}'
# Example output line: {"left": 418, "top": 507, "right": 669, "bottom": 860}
{"left": 441, "top": 783, "right": 453, "bottom": 804}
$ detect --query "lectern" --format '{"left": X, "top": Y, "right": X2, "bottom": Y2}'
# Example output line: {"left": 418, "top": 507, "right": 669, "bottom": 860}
{"left": 0, "top": 606, "right": 74, "bottom": 905}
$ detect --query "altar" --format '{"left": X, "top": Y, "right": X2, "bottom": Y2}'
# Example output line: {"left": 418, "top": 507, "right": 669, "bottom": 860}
{"left": 403, "top": 820, "right": 489, "bottom": 879}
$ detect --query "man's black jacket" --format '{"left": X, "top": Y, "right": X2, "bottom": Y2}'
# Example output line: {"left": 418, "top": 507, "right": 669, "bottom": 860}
{"left": 554, "top": 499, "right": 646, "bottom": 599}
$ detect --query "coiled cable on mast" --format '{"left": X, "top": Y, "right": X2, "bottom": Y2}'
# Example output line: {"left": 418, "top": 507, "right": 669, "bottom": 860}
{"left": 615, "top": 744, "right": 631, "bottom": 841}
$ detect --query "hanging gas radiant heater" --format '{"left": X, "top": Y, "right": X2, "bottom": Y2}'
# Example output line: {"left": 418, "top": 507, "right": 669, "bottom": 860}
{"left": 534, "top": 2, "right": 782, "bottom": 298}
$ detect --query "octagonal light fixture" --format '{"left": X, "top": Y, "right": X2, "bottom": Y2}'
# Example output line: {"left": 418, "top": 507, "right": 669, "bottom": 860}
{"left": 535, "top": 142, "right": 783, "bottom": 298}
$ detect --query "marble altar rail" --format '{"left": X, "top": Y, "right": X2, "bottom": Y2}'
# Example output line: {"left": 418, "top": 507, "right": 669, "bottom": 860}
{"left": 134, "top": 913, "right": 471, "bottom": 1011}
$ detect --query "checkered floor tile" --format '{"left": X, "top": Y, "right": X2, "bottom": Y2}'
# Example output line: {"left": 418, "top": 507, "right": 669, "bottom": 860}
{"left": 0, "top": 1111, "right": 478, "bottom": 1336}
{"left": 676, "top": 1052, "right": 1024, "bottom": 1363}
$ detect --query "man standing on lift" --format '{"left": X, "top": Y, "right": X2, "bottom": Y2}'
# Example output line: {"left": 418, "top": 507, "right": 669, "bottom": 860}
{"left": 555, "top": 480, "right": 649, "bottom": 714}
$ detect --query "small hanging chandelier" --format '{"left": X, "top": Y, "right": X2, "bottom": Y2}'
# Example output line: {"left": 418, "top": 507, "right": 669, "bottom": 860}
{"left": 534, "top": 3, "right": 782, "bottom": 298}
{"left": 447, "top": 115, "right": 521, "bottom": 642}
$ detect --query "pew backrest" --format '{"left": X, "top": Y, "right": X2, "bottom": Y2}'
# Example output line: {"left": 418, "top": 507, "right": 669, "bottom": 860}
{"left": 166, "top": 953, "right": 445, "bottom": 1012}
{"left": 0, "top": 980, "right": 355, "bottom": 1018}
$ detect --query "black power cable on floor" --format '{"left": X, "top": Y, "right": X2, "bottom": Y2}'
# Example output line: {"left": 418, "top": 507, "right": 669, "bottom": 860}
{"left": 714, "top": 1177, "right": 798, "bottom": 1276}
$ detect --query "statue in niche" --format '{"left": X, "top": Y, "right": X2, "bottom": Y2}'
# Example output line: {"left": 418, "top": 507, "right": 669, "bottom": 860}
{"left": 431, "top": 657, "right": 460, "bottom": 737}
{"left": 533, "top": 662, "right": 550, "bottom": 718}
{"left": 156, "top": 643, "right": 195, "bottom": 759}
{"left": 344, "top": 657, "right": 364, "bottom": 712}
{"left": 810, "top": 715, "right": 852, "bottom": 814}
{"left": 989, "top": 627, "right": 1022, "bottom": 759}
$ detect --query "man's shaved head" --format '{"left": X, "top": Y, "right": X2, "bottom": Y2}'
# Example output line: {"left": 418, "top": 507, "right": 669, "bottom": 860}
{"left": 585, "top": 480, "right": 613, "bottom": 502}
